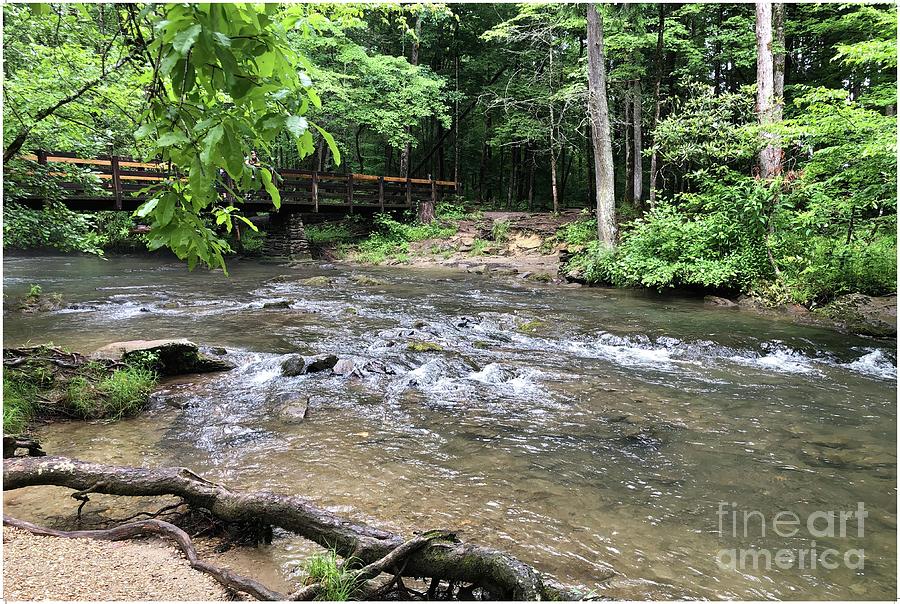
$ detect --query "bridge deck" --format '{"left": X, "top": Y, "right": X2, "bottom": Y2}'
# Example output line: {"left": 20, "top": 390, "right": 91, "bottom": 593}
{"left": 17, "top": 150, "right": 458, "bottom": 214}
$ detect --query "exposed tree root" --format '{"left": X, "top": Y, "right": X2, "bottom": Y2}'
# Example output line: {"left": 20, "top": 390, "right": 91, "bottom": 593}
{"left": 4, "top": 455, "right": 593, "bottom": 600}
{"left": 2, "top": 515, "right": 285, "bottom": 600}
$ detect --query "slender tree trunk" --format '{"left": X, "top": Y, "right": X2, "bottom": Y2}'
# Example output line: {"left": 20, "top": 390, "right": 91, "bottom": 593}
{"left": 756, "top": 1, "right": 781, "bottom": 178}
{"left": 587, "top": 4, "right": 616, "bottom": 247}
{"left": 632, "top": 79, "right": 643, "bottom": 206}
{"left": 453, "top": 23, "right": 461, "bottom": 195}
{"left": 550, "top": 149, "right": 559, "bottom": 214}
{"left": 624, "top": 86, "right": 633, "bottom": 203}
{"left": 399, "top": 12, "right": 422, "bottom": 178}
{"left": 773, "top": 3, "right": 785, "bottom": 123}
{"left": 527, "top": 149, "right": 535, "bottom": 212}
{"left": 649, "top": 4, "right": 665, "bottom": 206}
{"left": 355, "top": 126, "right": 365, "bottom": 173}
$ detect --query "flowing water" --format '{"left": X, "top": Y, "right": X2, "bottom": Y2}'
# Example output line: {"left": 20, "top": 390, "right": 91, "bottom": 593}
{"left": 3, "top": 255, "right": 897, "bottom": 600}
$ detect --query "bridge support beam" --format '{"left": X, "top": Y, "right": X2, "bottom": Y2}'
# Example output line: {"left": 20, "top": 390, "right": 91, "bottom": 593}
{"left": 263, "top": 212, "right": 309, "bottom": 260}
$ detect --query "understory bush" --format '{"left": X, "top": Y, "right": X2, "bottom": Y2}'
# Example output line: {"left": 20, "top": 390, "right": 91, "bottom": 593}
{"left": 354, "top": 213, "right": 456, "bottom": 264}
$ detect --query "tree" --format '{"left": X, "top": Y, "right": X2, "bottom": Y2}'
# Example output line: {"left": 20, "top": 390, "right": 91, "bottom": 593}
{"left": 756, "top": 1, "right": 781, "bottom": 178}
{"left": 586, "top": 4, "right": 616, "bottom": 247}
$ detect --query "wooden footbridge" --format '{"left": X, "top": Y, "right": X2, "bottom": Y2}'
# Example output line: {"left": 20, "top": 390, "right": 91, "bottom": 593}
{"left": 15, "top": 150, "right": 459, "bottom": 258}
{"left": 18, "top": 150, "right": 458, "bottom": 215}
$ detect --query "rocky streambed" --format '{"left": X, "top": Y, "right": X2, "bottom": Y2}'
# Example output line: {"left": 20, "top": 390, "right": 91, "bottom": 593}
{"left": 3, "top": 254, "right": 897, "bottom": 600}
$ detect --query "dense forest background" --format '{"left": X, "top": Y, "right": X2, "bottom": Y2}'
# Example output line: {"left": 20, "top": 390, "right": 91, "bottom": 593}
{"left": 3, "top": 3, "right": 897, "bottom": 305}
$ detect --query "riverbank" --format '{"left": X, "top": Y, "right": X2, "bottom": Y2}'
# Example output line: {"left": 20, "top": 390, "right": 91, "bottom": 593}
{"left": 305, "top": 211, "right": 896, "bottom": 339}
{"left": 2, "top": 526, "right": 229, "bottom": 601}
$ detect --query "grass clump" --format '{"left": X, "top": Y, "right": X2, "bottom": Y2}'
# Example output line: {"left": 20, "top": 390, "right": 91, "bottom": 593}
{"left": 302, "top": 550, "right": 358, "bottom": 601}
{"left": 3, "top": 376, "right": 36, "bottom": 433}
{"left": 66, "top": 363, "right": 157, "bottom": 419}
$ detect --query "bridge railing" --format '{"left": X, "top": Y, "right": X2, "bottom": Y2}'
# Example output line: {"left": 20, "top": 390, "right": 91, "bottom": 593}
{"left": 18, "top": 150, "right": 458, "bottom": 213}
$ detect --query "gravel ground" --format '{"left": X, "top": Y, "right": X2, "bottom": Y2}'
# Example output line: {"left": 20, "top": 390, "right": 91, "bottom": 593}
{"left": 2, "top": 526, "right": 230, "bottom": 601}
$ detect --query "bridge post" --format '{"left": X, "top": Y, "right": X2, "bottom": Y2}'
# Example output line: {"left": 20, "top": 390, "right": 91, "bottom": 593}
{"left": 311, "top": 172, "right": 319, "bottom": 212}
{"left": 110, "top": 155, "right": 123, "bottom": 210}
{"left": 348, "top": 173, "right": 354, "bottom": 213}
{"left": 378, "top": 176, "right": 385, "bottom": 212}
{"left": 36, "top": 150, "right": 48, "bottom": 166}
{"left": 406, "top": 178, "right": 412, "bottom": 208}
{"left": 263, "top": 211, "right": 309, "bottom": 260}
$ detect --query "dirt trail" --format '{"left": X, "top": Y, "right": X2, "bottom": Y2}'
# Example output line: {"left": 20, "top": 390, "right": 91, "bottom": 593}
{"left": 3, "top": 526, "right": 230, "bottom": 601}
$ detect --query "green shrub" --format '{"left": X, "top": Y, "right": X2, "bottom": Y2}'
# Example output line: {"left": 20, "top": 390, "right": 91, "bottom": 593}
{"left": 491, "top": 219, "right": 510, "bottom": 243}
{"left": 305, "top": 222, "right": 355, "bottom": 244}
{"left": 558, "top": 216, "right": 597, "bottom": 246}
{"left": 353, "top": 213, "right": 456, "bottom": 264}
{"left": 469, "top": 238, "right": 489, "bottom": 256}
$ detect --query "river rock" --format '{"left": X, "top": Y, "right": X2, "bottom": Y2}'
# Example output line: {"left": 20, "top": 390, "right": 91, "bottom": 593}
{"left": 281, "top": 355, "right": 306, "bottom": 376}
{"left": 262, "top": 300, "right": 293, "bottom": 309}
{"left": 332, "top": 359, "right": 357, "bottom": 376}
{"left": 276, "top": 398, "right": 309, "bottom": 423}
{"left": 307, "top": 354, "right": 339, "bottom": 372}
{"left": 281, "top": 354, "right": 339, "bottom": 376}
{"left": 468, "top": 264, "right": 488, "bottom": 274}
{"left": 92, "top": 339, "right": 235, "bottom": 375}
{"left": 815, "top": 293, "right": 897, "bottom": 337}
{"left": 704, "top": 295, "right": 738, "bottom": 308}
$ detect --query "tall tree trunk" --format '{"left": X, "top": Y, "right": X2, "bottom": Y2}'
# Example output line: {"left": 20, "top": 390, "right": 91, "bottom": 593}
{"left": 453, "top": 23, "right": 461, "bottom": 195}
{"left": 773, "top": 3, "right": 785, "bottom": 123}
{"left": 549, "top": 109, "right": 559, "bottom": 213}
{"left": 355, "top": 126, "right": 365, "bottom": 173}
{"left": 624, "top": 86, "right": 633, "bottom": 203}
{"left": 587, "top": 4, "right": 616, "bottom": 247}
{"left": 632, "top": 79, "right": 643, "bottom": 206}
{"left": 649, "top": 4, "right": 665, "bottom": 206}
{"left": 399, "top": 12, "right": 423, "bottom": 178}
{"left": 527, "top": 149, "right": 535, "bottom": 212}
{"left": 756, "top": 1, "right": 781, "bottom": 178}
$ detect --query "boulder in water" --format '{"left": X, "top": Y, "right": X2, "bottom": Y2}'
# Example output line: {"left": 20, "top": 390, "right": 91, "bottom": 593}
{"left": 333, "top": 359, "right": 357, "bottom": 376}
{"left": 262, "top": 300, "right": 293, "bottom": 309}
{"left": 815, "top": 293, "right": 897, "bottom": 338}
{"left": 306, "top": 354, "right": 339, "bottom": 373}
{"left": 276, "top": 398, "right": 309, "bottom": 423}
{"left": 92, "top": 339, "right": 235, "bottom": 375}
{"left": 704, "top": 295, "right": 737, "bottom": 308}
{"left": 281, "top": 354, "right": 340, "bottom": 376}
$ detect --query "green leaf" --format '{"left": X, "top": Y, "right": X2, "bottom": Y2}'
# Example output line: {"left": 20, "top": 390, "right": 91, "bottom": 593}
{"left": 313, "top": 123, "right": 341, "bottom": 166}
{"left": 135, "top": 198, "right": 159, "bottom": 218}
{"left": 285, "top": 115, "right": 309, "bottom": 138}
{"left": 156, "top": 195, "right": 176, "bottom": 227}
{"left": 259, "top": 168, "right": 281, "bottom": 209}
{"left": 200, "top": 124, "right": 225, "bottom": 165}
{"left": 235, "top": 214, "right": 259, "bottom": 232}
{"left": 173, "top": 24, "right": 203, "bottom": 56}
{"left": 158, "top": 131, "right": 190, "bottom": 147}
{"left": 307, "top": 87, "right": 322, "bottom": 109}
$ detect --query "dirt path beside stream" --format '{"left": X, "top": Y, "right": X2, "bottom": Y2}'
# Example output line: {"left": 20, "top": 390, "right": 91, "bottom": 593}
{"left": 2, "top": 526, "right": 230, "bottom": 601}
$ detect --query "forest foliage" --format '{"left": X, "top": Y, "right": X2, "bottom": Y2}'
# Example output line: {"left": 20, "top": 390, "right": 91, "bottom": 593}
{"left": 2, "top": 2, "right": 896, "bottom": 304}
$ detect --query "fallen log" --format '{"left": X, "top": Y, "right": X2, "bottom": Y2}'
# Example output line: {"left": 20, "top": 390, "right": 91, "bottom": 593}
{"left": 4, "top": 455, "right": 589, "bottom": 600}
